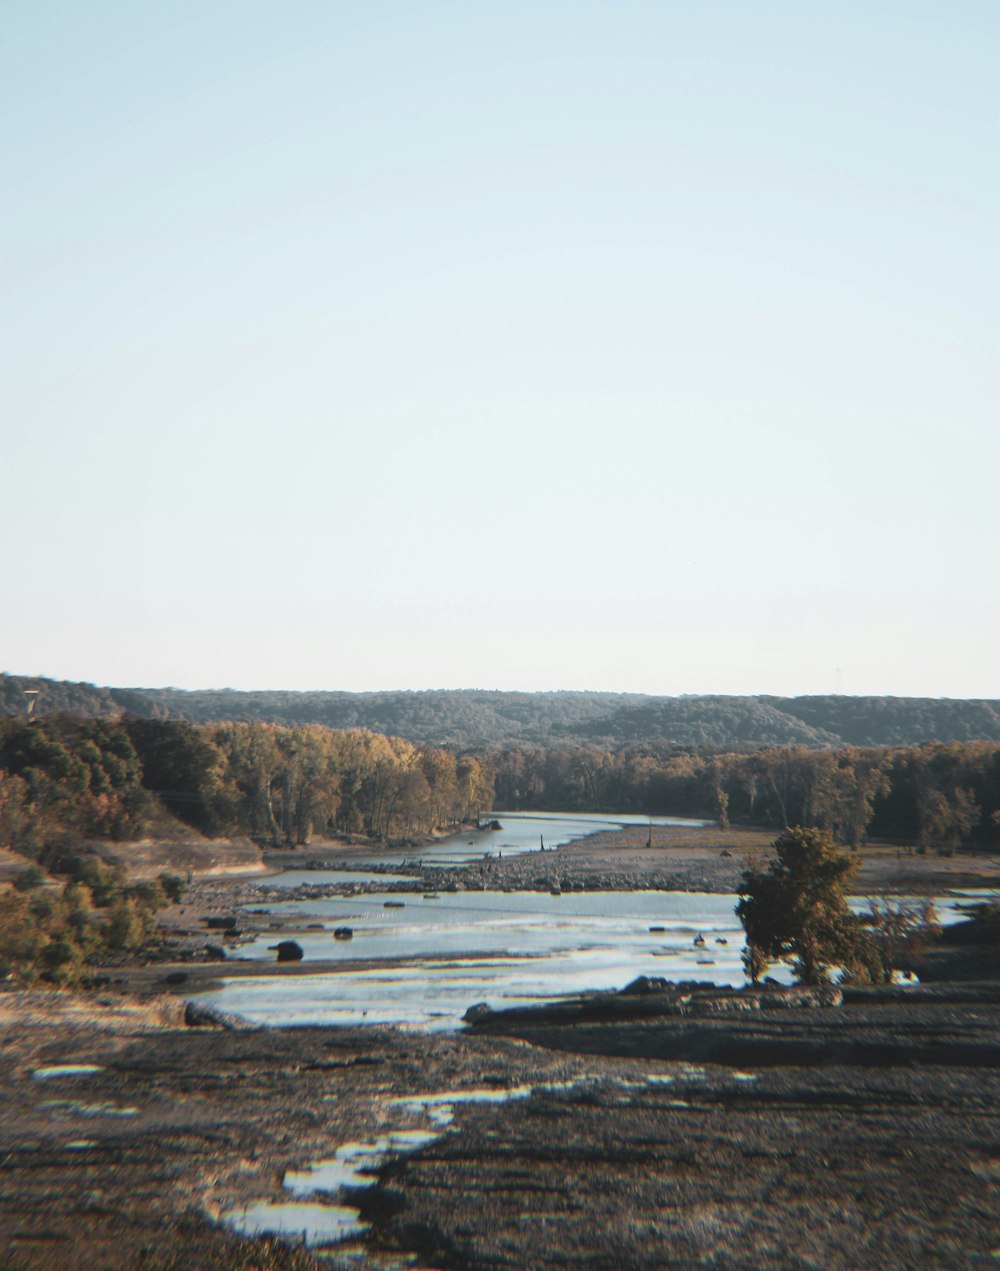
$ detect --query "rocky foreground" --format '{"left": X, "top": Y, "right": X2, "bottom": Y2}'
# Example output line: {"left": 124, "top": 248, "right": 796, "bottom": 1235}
{"left": 1, "top": 970, "right": 1000, "bottom": 1270}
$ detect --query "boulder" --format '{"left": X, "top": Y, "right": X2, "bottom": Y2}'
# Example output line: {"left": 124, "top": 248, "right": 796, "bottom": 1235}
{"left": 333, "top": 927, "right": 354, "bottom": 941}
{"left": 269, "top": 940, "right": 304, "bottom": 962}
{"left": 621, "top": 975, "right": 671, "bottom": 996}
{"left": 184, "top": 1001, "right": 250, "bottom": 1030}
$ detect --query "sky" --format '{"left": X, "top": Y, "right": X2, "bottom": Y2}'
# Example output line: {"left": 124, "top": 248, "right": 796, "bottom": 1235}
{"left": 2, "top": 2, "right": 997, "bottom": 698}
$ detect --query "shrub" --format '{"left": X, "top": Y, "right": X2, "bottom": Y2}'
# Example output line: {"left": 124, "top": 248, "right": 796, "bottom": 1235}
{"left": 104, "top": 897, "right": 153, "bottom": 951}
{"left": 159, "top": 872, "right": 187, "bottom": 903}
{"left": 11, "top": 863, "right": 46, "bottom": 892}
{"left": 736, "top": 827, "right": 863, "bottom": 984}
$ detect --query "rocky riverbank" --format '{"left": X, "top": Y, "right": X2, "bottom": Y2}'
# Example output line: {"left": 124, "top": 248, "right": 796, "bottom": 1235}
{"left": 4, "top": 973, "right": 1000, "bottom": 1270}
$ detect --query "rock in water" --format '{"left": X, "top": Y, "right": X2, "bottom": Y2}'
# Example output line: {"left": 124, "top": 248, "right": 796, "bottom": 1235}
{"left": 269, "top": 940, "right": 304, "bottom": 962}
{"left": 463, "top": 1002, "right": 494, "bottom": 1024}
{"left": 621, "top": 975, "right": 671, "bottom": 996}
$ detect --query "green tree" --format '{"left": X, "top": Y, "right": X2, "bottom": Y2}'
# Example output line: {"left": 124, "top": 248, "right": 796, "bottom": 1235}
{"left": 736, "top": 827, "right": 863, "bottom": 985}
{"left": 104, "top": 897, "right": 152, "bottom": 951}
{"left": 918, "top": 786, "right": 980, "bottom": 855}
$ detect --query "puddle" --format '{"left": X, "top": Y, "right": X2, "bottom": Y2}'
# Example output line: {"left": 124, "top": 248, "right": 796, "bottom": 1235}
{"left": 41, "top": 1100, "right": 138, "bottom": 1118}
{"left": 226, "top": 1124, "right": 446, "bottom": 1250}
{"left": 32, "top": 1065, "right": 104, "bottom": 1081}
{"left": 284, "top": 1133, "right": 441, "bottom": 1199}
{"left": 222, "top": 1200, "right": 367, "bottom": 1247}
{"left": 225, "top": 1071, "right": 701, "bottom": 1256}
{"left": 390, "top": 1085, "right": 536, "bottom": 1127}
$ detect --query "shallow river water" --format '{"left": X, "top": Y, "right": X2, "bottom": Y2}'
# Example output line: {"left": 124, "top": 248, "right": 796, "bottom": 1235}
{"left": 200, "top": 811, "right": 973, "bottom": 1030}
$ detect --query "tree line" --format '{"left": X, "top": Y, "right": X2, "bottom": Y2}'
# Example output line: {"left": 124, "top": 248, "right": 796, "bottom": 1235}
{"left": 493, "top": 742, "right": 1000, "bottom": 851}
{"left": 3, "top": 716, "right": 999, "bottom": 861}
{"left": 0, "top": 716, "right": 493, "bottom": 859}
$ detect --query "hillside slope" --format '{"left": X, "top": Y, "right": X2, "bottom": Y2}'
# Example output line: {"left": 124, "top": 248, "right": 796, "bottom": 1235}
{"left": 4, "top": 675, "right": 1000, "bottom": 750}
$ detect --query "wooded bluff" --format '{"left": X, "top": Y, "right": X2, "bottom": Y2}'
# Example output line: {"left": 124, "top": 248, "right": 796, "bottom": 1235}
{"left": 4, "top": 675, "right": 1000, "bottom": 749}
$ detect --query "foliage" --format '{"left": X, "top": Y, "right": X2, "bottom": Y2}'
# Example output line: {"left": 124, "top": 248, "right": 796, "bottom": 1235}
{"left": 0, "top": 865, "right": 175, "bottom": 984}
{"left": 0, "top": 881, "right": 98, "bottom": 985}
{"left": 3, "top": 707, "right": 1000, "bottom": 862}
{"left": 63, "top": 854, "right": 127, "bottom": 906}
{"left": 0, "top": 716, "right": 491, "bottom": 858}
{"left": 854, "top": 897, "right": 940, "bottom": 983}
{"left": 159, "top": 871, "right": 186, "bottom": 902}
{"left": 105, "top": 897, "right": 154, "bottom": 951}
{"left": 124, "top": 717, "right": 238, "bottom": 835}
{"left": 0, "top": 716, "right": 153, "bottom": 843}
{"left": 11, "top": 862, "right": 46, "bottom": 891}
{"left": 736, "top": 827, "right": 863, "bottom": 984}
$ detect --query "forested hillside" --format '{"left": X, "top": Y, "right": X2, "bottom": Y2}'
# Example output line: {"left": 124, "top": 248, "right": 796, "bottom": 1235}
{"left": 4, "top": 676, "right": 1000, "bottom": 750}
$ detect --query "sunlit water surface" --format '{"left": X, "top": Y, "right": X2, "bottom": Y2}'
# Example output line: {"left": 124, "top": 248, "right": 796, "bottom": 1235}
{"left": 202, "top": 812, "right": 971, "bottom": 1030}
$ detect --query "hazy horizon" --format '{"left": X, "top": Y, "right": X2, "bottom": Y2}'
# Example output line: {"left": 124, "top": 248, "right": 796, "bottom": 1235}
{"left": 4, "top": 4, "right": 997, "bottom": 700}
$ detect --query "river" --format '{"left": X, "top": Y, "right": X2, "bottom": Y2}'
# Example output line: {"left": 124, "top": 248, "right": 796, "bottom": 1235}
{"left": 198, "top": 811, "right": 971, "bottom": 1030}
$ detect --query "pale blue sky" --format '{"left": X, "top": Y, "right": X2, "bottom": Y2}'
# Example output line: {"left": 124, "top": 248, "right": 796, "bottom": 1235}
{"left": 3, "top": 2, "right": 997, "bottom": 696}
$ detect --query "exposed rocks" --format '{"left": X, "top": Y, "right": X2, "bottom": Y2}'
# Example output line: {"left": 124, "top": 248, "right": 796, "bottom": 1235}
{"left": 463, "top": 1002, "right": 494, "bottom": 1024}
{"left": 183, "top": 1001, "right": 252, "bottom": 1029}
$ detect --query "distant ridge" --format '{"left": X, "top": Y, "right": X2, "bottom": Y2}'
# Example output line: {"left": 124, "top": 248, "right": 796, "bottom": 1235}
{"left": 3, "top": 675, "right": 1000, "bottom": 751}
